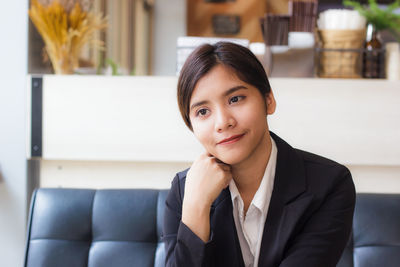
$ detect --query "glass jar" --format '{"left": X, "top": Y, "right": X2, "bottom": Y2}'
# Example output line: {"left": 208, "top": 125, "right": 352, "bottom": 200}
{"left": 363, "top": 23, "right": 384, "bottom": 78}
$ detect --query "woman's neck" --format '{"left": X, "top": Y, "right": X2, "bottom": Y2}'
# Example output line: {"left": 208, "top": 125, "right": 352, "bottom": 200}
{"left": 231, "top": 130, "right": 272, "bottom": 207}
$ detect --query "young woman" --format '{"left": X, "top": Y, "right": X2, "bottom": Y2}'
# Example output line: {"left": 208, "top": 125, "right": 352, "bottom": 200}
{"left": 163, "top": 42, "right": 355, "bottom": 267}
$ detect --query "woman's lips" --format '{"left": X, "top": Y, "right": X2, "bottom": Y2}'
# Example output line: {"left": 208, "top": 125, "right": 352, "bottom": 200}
{"left": 217, "top": 134, "right": 245, "bottom": 145}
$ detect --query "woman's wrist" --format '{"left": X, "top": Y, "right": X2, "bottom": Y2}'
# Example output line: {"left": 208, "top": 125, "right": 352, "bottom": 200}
{"left": 182, "top": 198, "right": 211, "bottom": 242}
{"left": 182, "top": 197, "right": 211, "bottom": 220}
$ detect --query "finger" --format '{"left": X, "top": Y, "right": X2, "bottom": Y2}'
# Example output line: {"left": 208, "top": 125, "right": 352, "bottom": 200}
{"left": 206, "top": 152, "right": 214, "bottom": 157}
{"left": 224, "top": 176, "right": 233, "bottom": 188}
{"left": 208, "top": 156, "right": 230, "bottom": 170}
{"left": 206, "top": 152, "right": 223, "bottom": 162}
{"left": 214, "top": 157, "right": 225, "bottom": 164}
{"left": 207, "top": 155, "right": 227, "bottom": 165}
{"left": 218, "top": 164, "right": 231, "bottom": 172}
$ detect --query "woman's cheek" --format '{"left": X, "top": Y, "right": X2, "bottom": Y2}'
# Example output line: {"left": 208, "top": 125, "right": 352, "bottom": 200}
{"left": 193, "top": 120, "right": 214, "bottom": 148}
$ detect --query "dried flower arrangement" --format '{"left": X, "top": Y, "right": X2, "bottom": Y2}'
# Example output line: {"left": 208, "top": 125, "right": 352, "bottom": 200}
{"left": 29, "top": 0, "right": 107, "bottom": 74}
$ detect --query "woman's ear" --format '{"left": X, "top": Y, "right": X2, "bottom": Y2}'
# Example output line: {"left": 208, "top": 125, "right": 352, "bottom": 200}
{"left": 265, "top": 89, "right": 276, "bottom": 115}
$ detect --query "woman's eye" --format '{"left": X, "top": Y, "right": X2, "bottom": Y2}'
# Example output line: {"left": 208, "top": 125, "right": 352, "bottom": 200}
{"left": 229, "top": 96, "right": 244, "bottom": 104}
{"left": 196, "top": 108, "right": 209, "bottom": 116}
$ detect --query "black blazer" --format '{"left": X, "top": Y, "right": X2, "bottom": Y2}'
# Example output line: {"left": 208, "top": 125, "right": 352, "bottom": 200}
{"left": 163, "top": 132, "right": 356, "bottom": 267}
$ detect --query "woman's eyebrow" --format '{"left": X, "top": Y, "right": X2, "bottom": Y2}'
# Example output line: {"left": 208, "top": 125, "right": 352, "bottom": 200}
{"left": 224, "top": 85, "right": 247, "bottom": 97}
{"left": 190, "top": 100, "right": 208, "bottom": 111}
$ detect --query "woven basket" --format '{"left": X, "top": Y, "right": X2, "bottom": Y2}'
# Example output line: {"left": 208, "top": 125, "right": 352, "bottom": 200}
{"left": 317, "top": 29, "right": 366, "bottom": 78}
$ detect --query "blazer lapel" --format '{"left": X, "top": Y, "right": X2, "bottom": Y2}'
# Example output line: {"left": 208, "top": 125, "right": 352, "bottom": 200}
{"left": 258, "top": 132, "right": 311, "bottom": 267}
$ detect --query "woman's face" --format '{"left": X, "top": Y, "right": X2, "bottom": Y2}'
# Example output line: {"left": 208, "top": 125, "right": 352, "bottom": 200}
{"left": 189, "top": 64, "right": 276, "bottom": 165}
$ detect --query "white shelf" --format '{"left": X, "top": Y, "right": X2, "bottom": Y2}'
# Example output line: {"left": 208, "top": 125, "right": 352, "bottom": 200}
{"left": 27, "top": 75, "right": 400, "bottom": 167}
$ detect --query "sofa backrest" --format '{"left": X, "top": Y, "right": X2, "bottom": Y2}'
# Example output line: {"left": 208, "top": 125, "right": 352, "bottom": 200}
{"left": 25, "top": 189, "right": 400, "bottom": 267}
{"left": 337, "top": 193, "right": 400, "bottom": 267}
{"left": 24, "top": 188, "right": 168, "bottom": 267}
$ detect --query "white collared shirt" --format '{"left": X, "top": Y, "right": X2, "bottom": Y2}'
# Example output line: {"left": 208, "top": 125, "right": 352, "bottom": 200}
{"left": 229, "top": 137, "right": 277, "bottom": 267}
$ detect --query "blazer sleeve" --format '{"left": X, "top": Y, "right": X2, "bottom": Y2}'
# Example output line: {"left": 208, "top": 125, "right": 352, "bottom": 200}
{"left": 279, "top": 168, "right": 356, "bottom": 267}
{"left": 163, "top": 174, "right": 215, "bottom": 267}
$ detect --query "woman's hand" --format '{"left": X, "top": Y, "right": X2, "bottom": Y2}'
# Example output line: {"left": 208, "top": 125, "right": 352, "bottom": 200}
{"left": 182, "top": 153, "right": 232, "bottom": 242}
{"left": 185, "top": 153, "right": 232, "bottom": 207}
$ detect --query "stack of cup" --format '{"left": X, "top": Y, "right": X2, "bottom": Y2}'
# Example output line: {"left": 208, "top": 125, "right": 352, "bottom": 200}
{"left": 316, "top": 9, "right": 366, "bottom": 78}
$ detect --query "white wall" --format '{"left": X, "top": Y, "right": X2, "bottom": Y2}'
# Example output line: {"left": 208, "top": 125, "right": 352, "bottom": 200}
{"left": 33, "top": 76, "right": 400, "bottom": 194}
{"left": 0, "top": 1, "right": 28, "bottom": 266}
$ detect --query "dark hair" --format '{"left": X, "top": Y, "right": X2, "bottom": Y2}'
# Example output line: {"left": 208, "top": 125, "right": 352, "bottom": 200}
{"left": 177, "top": 41, "right": 271, "bottom": 130}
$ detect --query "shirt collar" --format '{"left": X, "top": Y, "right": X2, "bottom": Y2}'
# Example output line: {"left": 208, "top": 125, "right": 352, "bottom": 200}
{"left": 229, "top": 136, "right": 278, "bottom": 213}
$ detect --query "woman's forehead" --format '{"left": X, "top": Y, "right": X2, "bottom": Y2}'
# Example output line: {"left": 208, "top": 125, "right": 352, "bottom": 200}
{"left": 190, "top": 65, "right": 244, "bottom": 100}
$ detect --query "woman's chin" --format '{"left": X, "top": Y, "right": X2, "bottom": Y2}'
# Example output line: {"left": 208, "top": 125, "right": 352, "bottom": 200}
{"left": 208, "top": 147, "right": 246, "bottom": 165}
{"left": 214, "top": 154, "right": 243, "bottom": 166}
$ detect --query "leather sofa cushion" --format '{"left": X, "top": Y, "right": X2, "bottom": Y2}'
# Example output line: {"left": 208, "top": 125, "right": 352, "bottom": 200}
{"left": 25, "top": 188, "right": 168, "bottom": 267}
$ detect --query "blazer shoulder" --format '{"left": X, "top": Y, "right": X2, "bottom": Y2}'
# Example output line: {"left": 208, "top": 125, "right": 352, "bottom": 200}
{"left": 294, "top": 149, "right": 354, "bottom": 200}
{"left": 295, "top": 149, "right": 350, "bottom": 173}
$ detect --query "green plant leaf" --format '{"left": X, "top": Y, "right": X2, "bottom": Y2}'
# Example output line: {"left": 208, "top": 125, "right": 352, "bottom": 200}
{"left": 105, "top": 58, "right": 120, "bottom": 76}
{"left": 96, "top": 51, "right": 104, "bottom": 75}
{"left": 387, "top": 0, "right": 400, "bottom": 13}
{"left": 343, "top": 0, "right": 400, "bottom": 36}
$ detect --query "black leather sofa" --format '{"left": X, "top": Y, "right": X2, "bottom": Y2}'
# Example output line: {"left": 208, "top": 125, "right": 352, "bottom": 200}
{"left": 24, "top": 189, "right": 400, "bottom": 267}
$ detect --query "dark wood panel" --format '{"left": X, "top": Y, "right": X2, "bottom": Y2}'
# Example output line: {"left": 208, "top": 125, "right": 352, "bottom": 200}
{"left": 187, "top": 0, "right": 267, "bottom": 42}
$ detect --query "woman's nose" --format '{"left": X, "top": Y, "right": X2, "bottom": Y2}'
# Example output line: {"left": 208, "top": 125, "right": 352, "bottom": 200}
{"left": 214, "top": 107, "right": 236, "bottom": 132}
